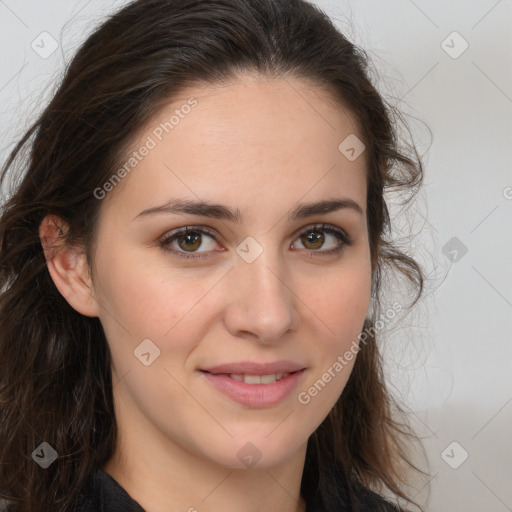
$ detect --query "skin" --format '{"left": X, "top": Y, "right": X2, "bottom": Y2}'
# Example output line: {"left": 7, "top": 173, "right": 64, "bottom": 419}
{"left": 39, "top": 75, "right": 372, "bottom": 512}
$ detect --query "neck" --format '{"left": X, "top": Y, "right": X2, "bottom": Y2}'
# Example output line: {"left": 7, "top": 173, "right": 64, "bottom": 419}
{"left": 102, "top": 394, "right": 308, "bottom": 512}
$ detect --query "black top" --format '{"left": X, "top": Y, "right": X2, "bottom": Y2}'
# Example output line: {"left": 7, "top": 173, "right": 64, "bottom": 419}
{"left": 74, "top": 468, "right": 401, "bottom": 512}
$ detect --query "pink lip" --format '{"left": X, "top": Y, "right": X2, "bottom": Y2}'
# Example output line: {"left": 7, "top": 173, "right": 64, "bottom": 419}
{"left": 201, "top": 369, "right": 306, "bottom": 407}
{"left": 201, "top": 360, "right": 306, "bottom": 375}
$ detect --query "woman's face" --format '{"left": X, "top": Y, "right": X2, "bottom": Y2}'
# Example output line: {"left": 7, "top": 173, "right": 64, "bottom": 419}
{"left": 90, "top": 75, "right": 371, "bottom": 469}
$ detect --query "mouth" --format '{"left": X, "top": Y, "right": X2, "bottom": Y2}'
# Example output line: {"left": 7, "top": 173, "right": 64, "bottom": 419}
{"left": 199, "top": 364, "right": 307, "bottom": 407}
{"left": 224, "top": 371, "right": 294, "bottom": 384}
{"left": 200, "top": 360, "right": 306, "bottom": 376}
{"left": 200, "top": 369, "right": 301, "bottom": 384}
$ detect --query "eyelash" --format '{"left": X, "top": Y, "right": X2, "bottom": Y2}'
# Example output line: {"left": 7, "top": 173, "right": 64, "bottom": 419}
{"left": 158, "top": 223, "right": 353, "bottom": 260}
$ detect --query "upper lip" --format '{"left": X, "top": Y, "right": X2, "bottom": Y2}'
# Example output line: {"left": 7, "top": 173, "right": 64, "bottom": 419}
{"left": 201, "top": 360, "right": 306, "bottom": 375}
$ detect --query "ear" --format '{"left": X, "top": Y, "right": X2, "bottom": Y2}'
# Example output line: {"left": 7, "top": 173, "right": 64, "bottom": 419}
{"left": 39, "top": 214, "right": 100, "bottom": 317}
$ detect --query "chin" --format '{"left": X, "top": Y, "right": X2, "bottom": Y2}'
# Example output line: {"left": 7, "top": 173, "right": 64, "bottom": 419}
{"left": 200, "top": 431, "right": 306, "bottom": 470}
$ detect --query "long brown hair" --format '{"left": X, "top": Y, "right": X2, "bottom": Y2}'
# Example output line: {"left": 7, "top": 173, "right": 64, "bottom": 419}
{"left": 0, "top": 1, "right": 425, "bottom": 510}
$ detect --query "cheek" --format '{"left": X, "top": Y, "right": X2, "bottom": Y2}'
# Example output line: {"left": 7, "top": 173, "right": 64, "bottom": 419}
{"left": 95, "top": 241, "right": 194, "bottom": 331}
{"left": 295, "top": 268, "right": 371, "bottom": 417}
{"left": 92, "top": 244, "right": 200, "bottom": 363}
{"left": 313, "top": 265, "right": 372, "bottom": 339}
{"left": 304, "top": 261, "right": 371, "bottom": 380}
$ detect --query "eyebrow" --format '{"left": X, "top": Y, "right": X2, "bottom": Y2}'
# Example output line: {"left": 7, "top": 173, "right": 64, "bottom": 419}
{"left": 133, "top": 197, "right": 364, "bottom": 222}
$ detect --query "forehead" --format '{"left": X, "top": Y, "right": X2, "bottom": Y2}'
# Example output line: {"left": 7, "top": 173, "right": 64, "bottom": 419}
{"left": 101, "top": 75, "right": 367, "bottom": 220}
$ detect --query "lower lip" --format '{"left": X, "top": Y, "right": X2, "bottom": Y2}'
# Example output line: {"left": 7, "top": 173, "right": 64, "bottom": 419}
{"left": 201, "top": 370, "right": 306, "bottom": 407}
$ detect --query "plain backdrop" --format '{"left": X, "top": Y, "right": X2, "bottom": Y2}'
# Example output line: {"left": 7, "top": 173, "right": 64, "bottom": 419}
{"left": 1, "top": 1, "right": 511, "bottom": 511}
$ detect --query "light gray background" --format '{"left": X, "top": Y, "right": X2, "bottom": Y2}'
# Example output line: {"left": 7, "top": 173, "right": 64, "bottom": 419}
{"left": 1, "top": 1, "right": 511, "bottom": 511}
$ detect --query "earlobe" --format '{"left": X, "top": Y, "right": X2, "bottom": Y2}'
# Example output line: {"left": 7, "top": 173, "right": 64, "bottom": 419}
{"left": 39, "top": 214, "right": 100, "bottom": 318}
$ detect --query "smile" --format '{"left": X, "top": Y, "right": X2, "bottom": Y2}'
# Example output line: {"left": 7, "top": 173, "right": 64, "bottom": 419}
{"left": 200, "top": 369, "right": 306, "bottom": 407}
{"left": 229, "top": 372, "right": 291, "bottom": 384}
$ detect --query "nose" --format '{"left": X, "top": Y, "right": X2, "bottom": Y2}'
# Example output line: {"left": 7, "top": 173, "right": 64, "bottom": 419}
{"left": 223, "top": 245, "right": 299, "bottom": 344}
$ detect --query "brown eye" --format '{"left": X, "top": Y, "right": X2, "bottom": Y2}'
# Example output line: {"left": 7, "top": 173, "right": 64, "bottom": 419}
{"left": 300, "top": 230, "right": 325, "bottom": 250}
{"left": 292, "top": 224, "right": 350, "bottom": 255}
{"left": 160, "top": 227, "right": 219, "bottom": 259}
{"left": 176, "top": 231, "right": 203, "bottom": 252}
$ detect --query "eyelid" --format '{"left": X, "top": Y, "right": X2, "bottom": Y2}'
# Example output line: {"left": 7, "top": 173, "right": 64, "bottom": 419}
{"left": 160, "top": 225, "right": 221, "bottom": 244}
{"left": 158, "top": 225, "right": 222, "bottom": 256}
{"left": 290, "top": 222, "right": 346, "bottom": 241}
{"left": 158, "top": 222, "right": 351, "bottom": 259}
{"left": 290, "top": 223, "right": 352, "bottom": 251}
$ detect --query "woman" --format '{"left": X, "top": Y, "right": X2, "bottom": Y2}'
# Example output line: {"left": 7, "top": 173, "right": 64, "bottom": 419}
{"left": 0, "top": 0, "right": 426, "bottom": 511}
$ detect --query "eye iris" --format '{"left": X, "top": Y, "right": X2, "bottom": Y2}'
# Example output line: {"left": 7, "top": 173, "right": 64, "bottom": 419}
{"left": 177, "top": 232, "right": 202, "bottom": 252}
{"left": 302, "top": 230, "right": 324, "bottom": 250}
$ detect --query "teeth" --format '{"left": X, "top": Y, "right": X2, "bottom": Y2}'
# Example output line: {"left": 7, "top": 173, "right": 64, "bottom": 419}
{"left": 229, "top": 372, "right": 290, "bottom": 384}
{"left": 244, "top": 374, "right": 262, "bottom": 384}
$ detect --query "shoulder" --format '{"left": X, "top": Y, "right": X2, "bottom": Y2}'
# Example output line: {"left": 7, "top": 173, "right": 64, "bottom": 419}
{"left": 306, "top": 470, "right": 405, "bottom": 512}
{"left": 356, "top": 485, "right": 403, "bottom": 512}
{"left": 73, "top": 469, "right": 146, "bottom": 512}
{"left": 0, "top": 470, "right": 145, "bottom": 512}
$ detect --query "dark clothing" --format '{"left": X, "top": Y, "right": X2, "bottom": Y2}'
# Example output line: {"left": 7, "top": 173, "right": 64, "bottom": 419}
{"left": 75, "top": 467, "right": 401, "bottom": 512}
{"left": 75, "top": 470, "right": 145, "bottom": 512}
